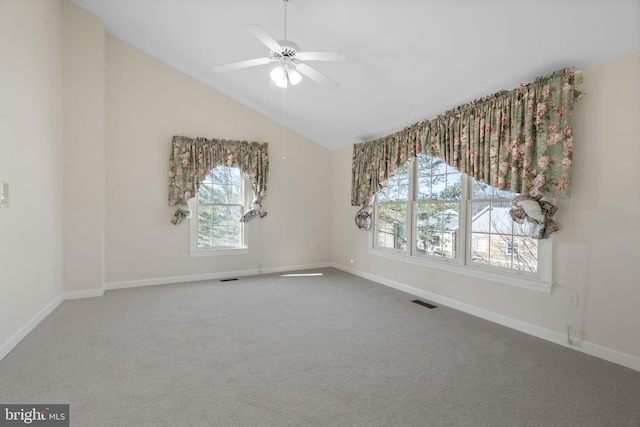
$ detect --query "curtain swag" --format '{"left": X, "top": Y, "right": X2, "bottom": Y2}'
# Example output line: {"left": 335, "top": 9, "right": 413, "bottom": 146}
{"left": 351, "top": 67, "right": 584, "bottom": 207}
{"left": 168, "top": 136, "right": 269, "bottom": 225}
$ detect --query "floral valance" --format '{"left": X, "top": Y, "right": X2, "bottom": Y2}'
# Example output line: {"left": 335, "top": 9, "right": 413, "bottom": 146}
{"left": 352, "top": 67, "right": 583, "bottom": 206}
{"left": 168, "top": 136, "right": 269, "bottom": 224}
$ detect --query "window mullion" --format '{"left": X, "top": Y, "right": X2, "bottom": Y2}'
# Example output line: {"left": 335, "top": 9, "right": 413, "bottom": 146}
{"left": 458, "top": 175, "right": 470, "bottom": 267}
{"left": 408, "top": 159, "right": 417, "bottom": 256}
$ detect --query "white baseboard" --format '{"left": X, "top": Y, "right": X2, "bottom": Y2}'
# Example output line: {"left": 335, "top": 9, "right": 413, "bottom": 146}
{"left": 331, "top": 262, "right": 640, "bottom": 372}
{"left": 0, "top": 294, "right": 64, "bottom": 362}
{"left": 103, "top": 262, "right": 332, "bottom": 291}
{"left": 63, "top": 288, "right": 105, "bottom": 300}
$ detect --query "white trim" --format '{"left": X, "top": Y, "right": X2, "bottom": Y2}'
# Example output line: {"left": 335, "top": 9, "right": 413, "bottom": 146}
{"left": 369, "top": 247, "right": 553, "bottom": 293}
{"left": 103, "top": 262, "right": 332, "bottom": 290}
{"left": 0, "top": 294, "right": 64, "bottom": 362}
{"left": 189, "top": 248, "right": 249, "bottom": 257}
{"left": 105, "top": 269, "right": 259, "bottom": 290}
{"left": 63, "top": 288, "right": 105, "bottom": 300}
{"left": 331, "top": 262, "right": 640, "bottom": 372}
{"left": 258, "top": 262, "right": 332, "bottom": 275}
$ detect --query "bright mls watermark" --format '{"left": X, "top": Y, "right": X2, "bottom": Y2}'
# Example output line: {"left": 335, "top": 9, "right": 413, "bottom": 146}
{"left": 0, "top": 405, "right": 69, "bottom": 426}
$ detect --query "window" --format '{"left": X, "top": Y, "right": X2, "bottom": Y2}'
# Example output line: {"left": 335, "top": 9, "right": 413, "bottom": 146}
{"left": 415, "top": 155, "right": 461, "bottom": 260}
{"left": 470, "top": 181, "right": 537, "bottom": 273}
{"left": 189, "top": 166, "right": 248, "bottom": 255}
{"left": 375, "top": 162, "right": 409, "bottom": 251}
{"left": 372, "top": 154, "right": 552, "bottom": 291}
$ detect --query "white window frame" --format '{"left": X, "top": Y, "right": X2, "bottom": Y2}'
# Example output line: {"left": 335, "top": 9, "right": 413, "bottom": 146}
{"left": 189, "top": 166, "right": 250, "bottom": 257}
{"left": 370, "top": 155, "right": 553, "bottom": 293}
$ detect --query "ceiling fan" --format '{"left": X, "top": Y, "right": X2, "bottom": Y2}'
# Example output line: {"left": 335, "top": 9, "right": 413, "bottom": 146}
{"left": 213, "top": 0, "right": 346, "bottom": 90}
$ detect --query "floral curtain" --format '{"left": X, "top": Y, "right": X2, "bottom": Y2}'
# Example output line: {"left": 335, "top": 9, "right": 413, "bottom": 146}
{"left": 351, "top": 67, "right": 583, "bottom": 206}
{"left": 168, "top": 136, "right": 269, "bottom": 224}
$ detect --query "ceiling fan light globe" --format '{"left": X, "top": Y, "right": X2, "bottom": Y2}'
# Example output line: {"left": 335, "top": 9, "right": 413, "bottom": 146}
{"left": 275, "top": 77, "right": 288, "bottom": 88}
{"left": 288, "top": 69, "right": 302, "bottom": 85}
{"left": 270, "top": 66, "right": 286, "bottom": 83}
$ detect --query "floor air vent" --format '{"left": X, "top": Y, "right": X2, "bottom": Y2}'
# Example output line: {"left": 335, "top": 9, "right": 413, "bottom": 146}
{"left": 412, "top": 299, "right": 438, "bottom": 309}
{"left": 220, "top": 278, "right": 239, "bottom": 282}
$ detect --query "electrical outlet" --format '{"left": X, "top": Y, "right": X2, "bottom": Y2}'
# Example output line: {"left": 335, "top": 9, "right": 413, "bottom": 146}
{"left": 567, "top": 290, "right": 578, "bottom": 307}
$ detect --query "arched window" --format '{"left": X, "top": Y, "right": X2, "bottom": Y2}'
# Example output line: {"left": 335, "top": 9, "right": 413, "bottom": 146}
{"left": 169, "top": 136, "right": 269, "bottom": 225}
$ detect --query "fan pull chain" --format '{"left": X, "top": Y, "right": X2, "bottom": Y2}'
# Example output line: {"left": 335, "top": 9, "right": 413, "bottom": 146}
{"left": 281, "top": 87, "right": 287, "bottom": 160}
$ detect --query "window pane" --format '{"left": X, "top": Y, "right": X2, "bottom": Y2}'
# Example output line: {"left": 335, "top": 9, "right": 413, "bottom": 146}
{"left": 470, "top": 199, "right": 538, "bottom": 273}
{"left": 513, "top": 218, "right": 529, "bottom": 236}
{"left": 228, "top": 206, "right": 242, "bottom": 223}
{"left": 415, "top": 204, "right": 429, "bottom": 254}
{"left": 489, "top": 202, "right": 513, "bottom": 234}
{"left": 198, "top": 183, "right": 214, "bottom": 204}
{"left": 472, "top": 180, "right": 493, "bottom": 199}
{"left": 494, "top": 188, "right": 517, "bottom": 199}
{"left": 442, "top": 203, "right": 459, "bottom": 230}
{"left": 471, "top": 202, "right": 491, "bottom": 232}
{"left": 212, "top": 226, "right": 228, "bottom": 246}
{"left": 489, "top": 235, "right": 513, "bottom": 269}
{"left": 378, "top": 163, "right": 410, "bottom": 202}
{"left": 197, "top": 206, "right": 213, "bottom": 248}
{"left": 212, "top": 184, "right": 227, "bottom": 204}
{"left": 512, "top": 236, "right": 538, "bottom": 272}
{"left": 227, "top": 184, "right": 241, "bottom": 204}
{"left": 376, "top": 203, "right": 407, "bottom": 250}
{"left": 445, "top": 172, "right": 462, "bottom": 200}
{"left": 472, "top": 178, "right": 519, "bottom": 200}
{"left": 470, "top": 233, "right": 490, "bottom": 265}
{"left": 416, "top": 154, "right": 461, "bottom": 201}
{"left": 211, "top": 166, "right": 227, "bottom": 183}
{"left": 214, "top": 205, "right": 242, "bottom": 227}
{"left": 415, "top": 202, "right": 458, "bottom": 259}
{"left": 226, "top": 226, "right": 241, "bottom": 247}
{"left": 431, "top": 179, "right": 446, "bottom": 200}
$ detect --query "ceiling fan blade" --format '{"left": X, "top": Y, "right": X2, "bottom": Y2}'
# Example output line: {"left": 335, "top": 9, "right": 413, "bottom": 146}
{"left": 295, "top": 63, "right": 340, "bottom": 91}
{"left": 244, "top": 24, "right": 283, "bottom": 53}
{"left": 296, "top": 51, "right": 346, "bottom": 62}
{"left": 213, "top": 57, "right": 272, "bottom": 73}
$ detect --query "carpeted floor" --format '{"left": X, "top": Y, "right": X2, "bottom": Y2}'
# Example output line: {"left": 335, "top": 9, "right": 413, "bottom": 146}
{"left": 1, "top": 268, "right": 639, "bottom": 426}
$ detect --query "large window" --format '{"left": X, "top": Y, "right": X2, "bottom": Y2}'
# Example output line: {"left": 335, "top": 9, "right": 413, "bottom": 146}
{"left": 190, "top": 166, "right": 247, "bottom": 255}
{"left": 373, "top": 154, "right": 551, "bottom": 291}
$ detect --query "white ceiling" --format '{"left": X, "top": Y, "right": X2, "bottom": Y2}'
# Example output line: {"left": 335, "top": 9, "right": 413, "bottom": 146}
{"left": 70, "top": 0, "right": 640, "bottom": 151}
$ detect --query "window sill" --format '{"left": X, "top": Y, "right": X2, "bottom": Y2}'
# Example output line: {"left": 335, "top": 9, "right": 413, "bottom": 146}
{"left": 189, "top": 248, "right": 249, "bottom": 257}
{"left": 369, "top": 248, "right": 553, "bottom": 294}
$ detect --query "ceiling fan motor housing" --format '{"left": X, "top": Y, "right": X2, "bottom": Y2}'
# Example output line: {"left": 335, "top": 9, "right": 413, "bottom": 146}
{"left": 271, "top": 41, "right": 300, "bottom": 60}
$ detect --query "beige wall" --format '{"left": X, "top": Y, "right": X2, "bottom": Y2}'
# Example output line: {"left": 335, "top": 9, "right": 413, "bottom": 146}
{"left": 331, "top": 51, "right": 640, "bottom": 369}
{"left": 104, "top": 36, "right": 332, "bottom": 284}
{"left": 0, "top": 0, "right": 64, "bottom": 353}
{"left": 62, "top": 1, "right": 106, "bottom": 293}
{"left": 566, "top": 52, "right": 640, "bottom": 358}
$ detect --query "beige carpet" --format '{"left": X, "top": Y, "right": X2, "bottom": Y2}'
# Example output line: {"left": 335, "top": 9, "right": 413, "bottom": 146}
{"left": 1, "top": 268, "right": 639, "bottom": 426}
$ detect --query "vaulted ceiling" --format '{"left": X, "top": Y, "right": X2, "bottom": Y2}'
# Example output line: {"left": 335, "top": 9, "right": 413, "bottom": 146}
{"left": 70, "top": 0, "right": 640, "bottom": 151}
